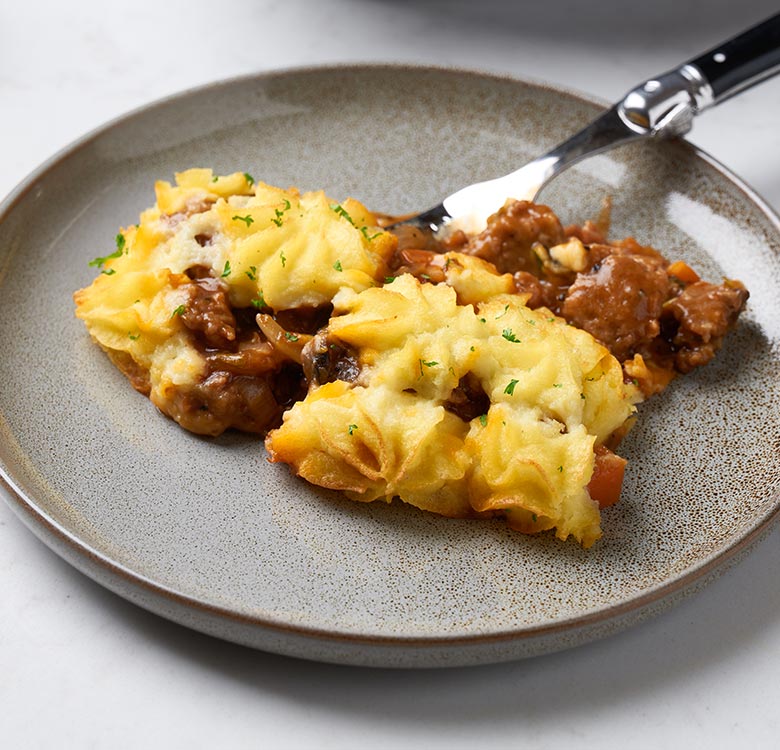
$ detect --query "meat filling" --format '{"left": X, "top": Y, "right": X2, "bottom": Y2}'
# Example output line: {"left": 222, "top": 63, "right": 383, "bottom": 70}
{"left": 387, "top": 199, "right": 749, "bottom": 390}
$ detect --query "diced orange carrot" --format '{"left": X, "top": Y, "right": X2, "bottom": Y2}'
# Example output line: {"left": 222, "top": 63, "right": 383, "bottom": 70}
{"left": 667, "top": 260, "right": 700, "bottom": 284}
{"left": 588, "top": 445, "right": 627, "bottom": 508}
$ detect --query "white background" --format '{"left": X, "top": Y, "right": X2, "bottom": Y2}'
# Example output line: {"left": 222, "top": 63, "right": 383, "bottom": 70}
{"left": 1, "top": 1, "right": 779, "bottom": 747}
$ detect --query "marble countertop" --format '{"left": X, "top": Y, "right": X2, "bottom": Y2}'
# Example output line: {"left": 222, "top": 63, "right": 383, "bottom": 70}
{"left": 2, "top": 1, "right": 779, "bottom": 747}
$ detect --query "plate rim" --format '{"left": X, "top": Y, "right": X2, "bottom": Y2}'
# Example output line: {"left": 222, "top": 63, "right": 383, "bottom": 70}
{"left": 2, "top": 62, "right": 779, "bottom": 653}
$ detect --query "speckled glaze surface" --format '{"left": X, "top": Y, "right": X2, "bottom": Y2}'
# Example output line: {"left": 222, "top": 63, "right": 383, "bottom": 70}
{"left": 1, "top": 66, "right": 779, "bottom": 668}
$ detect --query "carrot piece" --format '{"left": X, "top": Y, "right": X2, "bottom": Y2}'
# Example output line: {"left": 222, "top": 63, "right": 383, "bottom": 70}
{"left": 588, "top": 446, "right": 627, "bottom": 509}
{"left": 667, "top": 260, "right": 700, "bottom": 284}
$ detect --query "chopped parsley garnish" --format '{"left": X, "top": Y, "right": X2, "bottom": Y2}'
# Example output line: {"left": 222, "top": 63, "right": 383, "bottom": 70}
{"left": 221, "top": 260, "right": 232, "bottom": 278}
{"left": 284, "top": 332, "right": 299, "bottom": 342}
{"left": 419, "top": 273, "right": 431, "bottom": 281}
{"left": 479, "top": 317, "right": 486, "bottom": 323}
{"left": 552, "top": 383, "right": 563, "bottom": 388}
{"left": 384, "top": 276, "right": 396, "bottom": 284}
{"left": 531, "top": 513, "right": 538, "bottom": 522}
{"left": 502, "top": 328, "right": 521, "bottom": 343}
{"left": 243, "top": 172, "right": 255, "bottom": 187}
{"left": 250, "top": 291, "right": 266, "bottom": 309}
{"left": 330, "top": 203, "right": 355, "bottom": 225}
{"left": 101, "top": 268, "right": 116, "bottom": 276}
{"left": 128, "top": 333, "right": 140, "bottom": 341}
{"left": 418, "top": 359, "right": 438, "bottom": 377}
{"left": 479, "top": 414, "right": 488, "bottom": 427}
{"left": 271, "top": 199, "right": 292, "bottom": 227}
{"left": 88, "top": 235, "right": 124, "bottom": 269}
{"left": 359, "top": 226, "right": 383, "bottom": 242}
{"left": 232, "top": 214, "right": 254, "bottom": 227}
{"left": 333, "top": 260, "right": 343, "bottom": 272}
{"left": 280, "top": 250, "right": 286, "bottom": 267}
{"left": 470, "top": 346, "right": 475, "bottom": 352}
{"left": 245, "top": 265, "right": 258, "bottom": 281}
{"left": 212, "top": 175, "right": 219, "bottom": 183}
{"left": 495, "top": 304, "right": 510, "bottom": 320}
{"left": 348, "top": 424, "right": 358, "bottom": 436}
{"left": 504, "top": 378, "right": 519, "bottom": 395}
{"left": 557, "top": 465, "right": 563, "bottom": 473}
{"left": 171, "top": 304, "right": 186, "bottom": 318}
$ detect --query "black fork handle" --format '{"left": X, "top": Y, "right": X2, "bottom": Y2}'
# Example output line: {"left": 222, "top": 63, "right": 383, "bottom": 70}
{"left": 687, "top": 12, "right": 780, "bottom": 105}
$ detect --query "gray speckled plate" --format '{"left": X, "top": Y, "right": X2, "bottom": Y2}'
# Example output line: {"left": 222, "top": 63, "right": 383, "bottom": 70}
{"left": 1, "top": 66, "right": 779, "bottom": 668}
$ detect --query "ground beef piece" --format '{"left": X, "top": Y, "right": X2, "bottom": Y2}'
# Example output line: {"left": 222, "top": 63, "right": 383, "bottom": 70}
{"left": 442, "top": 372, "right": 490, "bottom": 422}
{"left": 512, "top": 271, "right": 560, "bottom": 310}
{"left": 660, "top": 280, "right": 749, "bottom": 372}
{"left": 179, "top": 276, "right": 237, "bottom": 349}
{"left": 463, "top": 200, "right": 566, "bottom": 274}
{"left": 158, "top": 371, "right": 289, "bottom": 436}
{"left": 561, "top": 250, "right": 672, "bottom": 362}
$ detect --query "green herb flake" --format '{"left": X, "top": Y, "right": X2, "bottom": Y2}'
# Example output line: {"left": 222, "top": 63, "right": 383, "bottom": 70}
{"left": 419, "top": 273, "right": 431, "bottom": 281}
{"left": 531, "top": 513, "right": 538, "bottom": 522}
{"left": 502, "top": 328, "right": 521, "bottom": 343}
{"left": 128, "top": 333, "right": 140, "bottom": 341}
{"left": 245, "top": 265, "right": 258, "bottom": 281}
{"left": 221, "top": 260, "right": 232, "bottom": 278}
{"left": 115, "top": 233, "right": 126, "bottom": 253}
{"left": 211, "top": 175, "right": 219, "bottom": 183}
{"left": 479, "top": 414, "right": 488, "bottom": 427}
{"left": 359, "top": 226, "right": 383, "bottom": 242}
{"left": 557, "top": 465, "right": 563, "bottom": 473}
{"left": 250, "top": 291, "right": 266, "bottom": 309}
{"left": 470, "top": 346, "right": 475, "bottom": 352}
{"left": 418, "top": 358, "right": 438, "bottom": 377}
{"left": 580, "top": 392, "right": 586, "bottom": 400}
{"left": 232, "top": 214, "right": 254, "bottom": 227}
{"left": 243, "top": 172, "right": 255, "bottom": 187}
{"left": 101, "top": 268, "right": 116, "bottom": 276}
{"left": 333, "top": 260, "right": 343, "bottom": 272}
{"left": 495, "top": 304, "right": 510, "bottom": 320}
{"left": 88, "top": 245, "right": 123, "bottom": 269}
{"left": 280, "top": 250, "right": 287, "bottom": 267}
{"left": 330, "top": 203, "right": 355, "bottom": 226}
{"left": 552, "top": 383, "right": 563, "bottom": 388}
{"left": 504, "top": 378, "right": 519, "bottom": 395}
{"left": 284, "top": 332, "right": 299, "bottom": 342}
{"left": 348, "top": 424, "right": 358, "bottom": 436}
{"left": 384, "top": 276, "right": 396, "bottom": 284}
{"left": 171, "top": 304, "right": 186, "bottom": 318}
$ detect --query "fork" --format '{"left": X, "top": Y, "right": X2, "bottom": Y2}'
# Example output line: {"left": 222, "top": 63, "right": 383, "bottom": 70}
{"left": 395, "top": 12, "right": 780, "bottom": 236}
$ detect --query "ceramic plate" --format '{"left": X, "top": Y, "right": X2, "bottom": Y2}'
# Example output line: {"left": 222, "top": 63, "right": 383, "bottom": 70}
{"left": 1, "top": 66, "right": 779, "bottom": 668}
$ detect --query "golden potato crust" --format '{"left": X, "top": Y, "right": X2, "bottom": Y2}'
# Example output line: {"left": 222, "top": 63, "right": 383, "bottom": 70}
{"left": 77, "top": 174, "right": 746, "bottom": 547}
{"left": 74, "top": 169, "right": 396, "bottom": 435}
{"left": 266, "top": 274, "right": 641, "bottom": 547}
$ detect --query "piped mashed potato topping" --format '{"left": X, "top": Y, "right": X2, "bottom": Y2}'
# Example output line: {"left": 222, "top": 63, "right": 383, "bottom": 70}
{"left": 74, "top": 170, "right": 395, "bottom": 435}
{"left": 266, "top": 274, "right": 640, "bottom": 547}
{"left": 75, "top": 170, "right": 748, "bottom": 547}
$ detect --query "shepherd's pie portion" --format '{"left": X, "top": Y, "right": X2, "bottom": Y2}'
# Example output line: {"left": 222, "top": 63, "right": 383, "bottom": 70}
{"left": 266, "top": 274, "right": 640, "bottom": 547}
{"left": 74, "top": 169, "right": 395, "bottom": 435}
